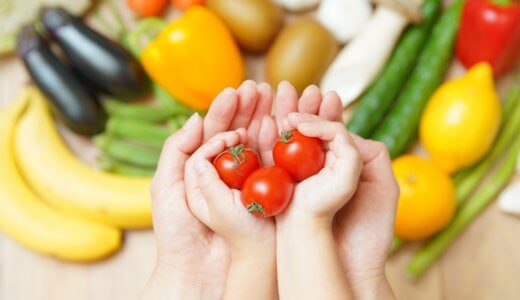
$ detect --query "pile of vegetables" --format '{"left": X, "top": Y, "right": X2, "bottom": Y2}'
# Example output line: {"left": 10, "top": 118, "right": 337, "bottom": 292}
{"left": 2, "top": 0, "right": 519, "bottom": 278}
{"left": 342, "top": 0, "right": 520, "bottom": 280}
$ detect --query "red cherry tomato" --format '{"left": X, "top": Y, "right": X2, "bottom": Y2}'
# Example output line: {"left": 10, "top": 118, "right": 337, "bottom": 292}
{"left": 127, "top": 0, "right": 168, "bottom": 16}
{"left": 241, "top": 166, "right": 294, "bottom": 217}
{"left": 214, "top": 144, "right": 261, "bottom": 190}
{"left": 273, "top": 130, "right": 325, "bottom": 182}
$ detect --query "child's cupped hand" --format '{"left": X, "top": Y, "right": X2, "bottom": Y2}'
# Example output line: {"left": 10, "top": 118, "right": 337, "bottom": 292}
{"left": 276, "top": 113, "right": 363, "bottom": 224}
{"left": 184, "top": 129, "right": 276, "bottom": 251}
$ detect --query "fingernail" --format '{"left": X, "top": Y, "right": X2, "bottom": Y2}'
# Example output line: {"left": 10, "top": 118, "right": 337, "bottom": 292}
{"left": 195, "top": 160, "right": 208, "bottom": 174}
{"left": 183, "top": 113, "right": 199, "bottom": 129}
{"left": 302, "top": 85, "right": 317, "bottom": 97}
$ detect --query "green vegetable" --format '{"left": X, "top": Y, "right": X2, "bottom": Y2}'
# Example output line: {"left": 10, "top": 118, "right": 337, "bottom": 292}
{"left": 124, "top": 18, "right": 166, "bottom": 58}
{"left": 103, "top": 99, "right": 188, "bottom": 122}
{"left": 168, "top": 115, "right": 189, "bottom": 130}
{"left": 406, "top": 85, "right": 520, "bottom": 279}
{"left": 93, "top": 134, "right": 160, "bottom": 168}
{"left": 106, "top": 117, "right": 173, "bottom": 149}
{"left": 371, "top": 0, "right": 465, "bottom": 158}
{"left": 152, "top": 83, "right": 193, "bottom": 115}
{"left": 391, "top": 237, "right": 405, "bottom": 253}
{"left": 98, "top": 155, "right": 155, "bottom": 177}
{"left": 347, "top": 0, "right": 441, "bottom": 137}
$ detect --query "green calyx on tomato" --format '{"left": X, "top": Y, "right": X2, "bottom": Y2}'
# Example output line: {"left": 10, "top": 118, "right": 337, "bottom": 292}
{"left": 279, "top": 130, "right": 294, "bottom": 143}
{"left": 228, "top": 144, "right": 246, "bottom": 168}
{"left": 247, "top": 201, "right": 265, "bottom": 215}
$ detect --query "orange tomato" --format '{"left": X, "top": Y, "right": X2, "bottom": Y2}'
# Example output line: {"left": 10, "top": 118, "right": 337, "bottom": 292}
{"left": 127, "top": 0, "right": 168, "bottom": 16}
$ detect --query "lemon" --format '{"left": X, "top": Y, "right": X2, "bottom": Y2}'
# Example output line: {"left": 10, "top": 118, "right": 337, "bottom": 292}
{"left": 393, "top": 155, "right": 456, "bottom": 241}
{"left": 420, "top": 63, "right": 501, "bottom": 174}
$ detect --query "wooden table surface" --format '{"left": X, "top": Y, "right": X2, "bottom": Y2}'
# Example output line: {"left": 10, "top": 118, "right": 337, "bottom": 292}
{"left": 1, "top": 1, "right": 520, "bottom": 299}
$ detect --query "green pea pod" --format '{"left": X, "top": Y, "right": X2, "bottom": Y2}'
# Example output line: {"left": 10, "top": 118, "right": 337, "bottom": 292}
{"left": 94, "top": 134, "right": 160, "bottom": 168}
{"left": 106, "top": 117, "right": 173, "bottom": 149}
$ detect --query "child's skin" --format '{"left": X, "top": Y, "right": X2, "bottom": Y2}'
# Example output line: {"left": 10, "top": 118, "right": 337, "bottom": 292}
{"left": 184, "top": 128, "right": 277, "bottom": 300}
{"left": 143, "top": 80, "right": 398, "bottom": 299}
{"left": 276, "top": 114, "right": 363, "bottom": 300}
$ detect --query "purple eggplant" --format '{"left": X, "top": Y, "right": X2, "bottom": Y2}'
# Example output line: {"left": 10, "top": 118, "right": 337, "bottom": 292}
{"left": 41, "top": 7, "right": 147, "bottom": 100}
{"left": 17, "top": 24, "right": 106, "bottom": 136}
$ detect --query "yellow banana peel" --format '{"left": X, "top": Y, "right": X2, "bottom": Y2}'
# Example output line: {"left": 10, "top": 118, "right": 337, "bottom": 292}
{"left": 0, "top": 90, "right": 121, "bottom": 261}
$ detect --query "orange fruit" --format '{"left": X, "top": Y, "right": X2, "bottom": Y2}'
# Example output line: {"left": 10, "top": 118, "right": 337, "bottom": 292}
{"left": 393, "top": 155, "right": 456, "bottom": 240}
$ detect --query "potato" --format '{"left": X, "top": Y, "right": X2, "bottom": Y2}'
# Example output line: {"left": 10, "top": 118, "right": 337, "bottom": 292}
{"left": 267, "top": 19, "right": 338, "bottom": 94}
{"left": 207, "top": 0, "right": 284, "bottom": 53}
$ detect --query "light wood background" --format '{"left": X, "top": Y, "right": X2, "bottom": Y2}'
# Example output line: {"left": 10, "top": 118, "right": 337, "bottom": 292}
{"left": 1, "top": 1, "right": 519, "bottom": 299}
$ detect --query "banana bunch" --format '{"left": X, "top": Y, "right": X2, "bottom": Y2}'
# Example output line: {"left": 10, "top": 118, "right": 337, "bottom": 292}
{"left": 0, "top": 87, "right": 152, "bottom": 261}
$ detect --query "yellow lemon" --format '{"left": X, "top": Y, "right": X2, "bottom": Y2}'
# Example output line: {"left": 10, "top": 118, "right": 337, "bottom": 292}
{"left": 420, "top": 63, "right": 501, "bottom": 174}
{"left": 393, "top": 155, "right": 455, "bottom": 241}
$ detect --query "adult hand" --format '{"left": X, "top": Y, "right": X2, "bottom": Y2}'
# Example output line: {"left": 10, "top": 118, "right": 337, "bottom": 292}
{"left": 334, "top": 135, "right": 398, "bottom": 300}
{"left": 144, "top": 81, "right": 276, "bottom": 299}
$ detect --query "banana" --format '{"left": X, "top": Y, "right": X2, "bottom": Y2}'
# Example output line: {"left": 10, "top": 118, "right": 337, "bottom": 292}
{"left": 0, "top": 91, "right": 121, "bottom": 261}
{"left": 15, "top": 88, "right": 152, "bottom": 228}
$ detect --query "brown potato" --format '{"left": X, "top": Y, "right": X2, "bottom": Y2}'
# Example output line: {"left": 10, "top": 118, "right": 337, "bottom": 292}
{"left": 207, "top": 0, "right": 284, "bottom": 53}
{"left": 267, "top": 19, "right": 338, "bottom": 94}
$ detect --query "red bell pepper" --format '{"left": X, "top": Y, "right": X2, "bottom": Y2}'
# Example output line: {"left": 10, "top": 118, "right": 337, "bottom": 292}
{"left": 456, "top": 0, "right": 520, "bottom": 77}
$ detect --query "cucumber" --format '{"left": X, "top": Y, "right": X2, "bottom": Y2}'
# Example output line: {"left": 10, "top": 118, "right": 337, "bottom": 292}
{"left": 347, "top": 0, "right": 441, "bottom": 138}
{"left": 370, "top": 0, "right": 466, "bottom": 158}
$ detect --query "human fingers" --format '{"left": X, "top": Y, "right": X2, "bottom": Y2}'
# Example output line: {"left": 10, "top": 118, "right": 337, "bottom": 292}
{"left": 257, "top": 115, "right": 278, "bottom": 165}
{"left": 319, "top": 91, "right": 343, "bottom": 122}
{"left": 349, "top": 134, "right": 398, "bottom": 193}
{"left": 193, "top": 159, "right": 233, "bottom": 223}
{"left": 247, "top": 82, "right": 274, "bottom": 148}
{"left": 298, "top": 85, "right": 322, "bottom": 114}
{"left": 274, "top": 81, "right": 298, "bottom": 131}
{"left": 291, "top": 115, "right": 354, "bottom": 144}
{"left": 330, "top": 133, "right": 363, "bottom": 199}
{"left": 207, "top": 128, "right": 248, "bottom": 146}
{"left": 230, "top": 80, "right": 258, "bottom": 130}
{"left": 151, "top": 113, "right": 203, "bottom": 193}
{"left": 203, "top": 88, "right": 239, "bottom": 142}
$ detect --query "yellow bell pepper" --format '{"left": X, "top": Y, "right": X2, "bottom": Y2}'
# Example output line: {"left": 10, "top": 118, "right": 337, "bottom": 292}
{"left": 420, "top": 62, "right": 501, "bottom": 174}
{"left": 141, "top": 7, "right": 244, "bottom": 111}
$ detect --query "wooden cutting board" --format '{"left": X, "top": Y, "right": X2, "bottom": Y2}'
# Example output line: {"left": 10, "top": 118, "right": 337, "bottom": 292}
{"left": 1, "top": 1, "right": 519, "bottom": 299}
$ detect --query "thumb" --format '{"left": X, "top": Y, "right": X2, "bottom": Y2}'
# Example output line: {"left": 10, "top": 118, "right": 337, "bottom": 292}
{"left": 194, "top": 159, "right": 232, "bottom": 215}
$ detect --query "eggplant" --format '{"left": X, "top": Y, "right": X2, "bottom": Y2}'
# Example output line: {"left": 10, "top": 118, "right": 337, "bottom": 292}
{"left": 17, "top": 24, "right": 106, "bottom": 136}
{"left": 40, "top": 7, "right": 147, "bottom": 100}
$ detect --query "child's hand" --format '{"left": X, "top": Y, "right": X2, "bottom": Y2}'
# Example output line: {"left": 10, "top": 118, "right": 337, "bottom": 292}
{"left": 185, "top": 129, "right": 275, "bottom": 250}
{"left": 185, "top": 129, "right": 277, "bottom": 300}
{"left": 275, "top": 113, "right": 361, "bottom": 300}
{"left": 277, "top": 113, "right": 363, "bottom": 224}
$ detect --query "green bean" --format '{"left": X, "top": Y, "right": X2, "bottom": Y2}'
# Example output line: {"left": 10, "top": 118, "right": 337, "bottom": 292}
{"left": 93, "top": 134, "right": 160, "bottom": 168}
